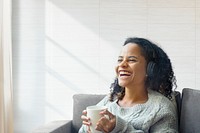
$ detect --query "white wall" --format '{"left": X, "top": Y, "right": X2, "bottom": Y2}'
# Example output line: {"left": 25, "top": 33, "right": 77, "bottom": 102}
{"left": 12, "top": 0, "right": 200, "bottom": 132}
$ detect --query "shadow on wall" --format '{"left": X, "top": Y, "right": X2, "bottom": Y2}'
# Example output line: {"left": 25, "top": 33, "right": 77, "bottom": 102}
{"left": 48, "top": 0, "right": 147, "bottom": 45}
{"left": 46, "top": 37, "right": 105, "bottom": 81}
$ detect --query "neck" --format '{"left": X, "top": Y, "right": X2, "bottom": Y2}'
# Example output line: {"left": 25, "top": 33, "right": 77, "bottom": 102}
{"left": 119, "top": 85, "right": 148, "bottom": 107}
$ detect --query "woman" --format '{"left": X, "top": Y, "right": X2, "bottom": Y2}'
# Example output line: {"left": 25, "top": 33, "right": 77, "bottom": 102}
{"left": 79, "top": 37, "right": 178, "bottom": 133}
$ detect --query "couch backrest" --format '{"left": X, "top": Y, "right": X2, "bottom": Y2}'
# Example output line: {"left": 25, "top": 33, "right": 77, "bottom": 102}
{"left": 72, "top": 94, "right": 106, "bottom": 133}
{"left": 180, "top": 88, "right": 200, "bottom": 133}
{"left": 174, "top": 91, "right": 181, "bottom": 126}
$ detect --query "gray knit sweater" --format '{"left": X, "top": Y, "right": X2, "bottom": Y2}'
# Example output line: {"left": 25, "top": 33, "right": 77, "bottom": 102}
{"left": 79, "top": 89, "right": 178, "bottom": 133}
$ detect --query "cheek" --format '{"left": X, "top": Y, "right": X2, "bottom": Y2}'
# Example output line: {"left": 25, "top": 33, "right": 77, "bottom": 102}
{"left": 135, "top": 66, "right": 146, "bottom": 77}
{"left": 132, "top": 63, "right": 146, "bottom": 74}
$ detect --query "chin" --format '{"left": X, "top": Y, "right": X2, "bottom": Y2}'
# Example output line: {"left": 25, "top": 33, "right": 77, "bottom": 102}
{"left": 118, "top": 81, "right": 127, "bottom": 87}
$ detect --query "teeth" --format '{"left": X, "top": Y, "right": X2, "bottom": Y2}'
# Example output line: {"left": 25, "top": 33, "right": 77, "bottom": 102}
{"left": 119, "top": 71, "right": 131, "bottom": 75}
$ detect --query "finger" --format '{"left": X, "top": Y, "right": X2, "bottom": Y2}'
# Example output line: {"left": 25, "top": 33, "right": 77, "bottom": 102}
{"left": 88, "top": 126, "right": 91, "bottom": 131}
{"left": 96, "top": 116, "right": 111, "bottom": 132}
{"left": 87, "top": 126, "right": 92, "bottom": 133}
{"left": 81, "top": 115, "right": 90, "bottom": 121}
{"left": 100, "top": 109, "right": 114, "bottom": 120}
{"left": 83, "top": 121, "right": 91, "bottom": 126}
{"left": 99, "top": 109, "right": 110, "bottom": 115}
{"left": 97, "top": 112, "right": 116, "bottom": 132}
{"left": 82, "top": 110, "right": 87, "bottom": 115}
{"left": 96, "top": 122, "right": 109, "bottom": 133}
{"left": 95, "top": 122, "right": 104, "bottom": 132}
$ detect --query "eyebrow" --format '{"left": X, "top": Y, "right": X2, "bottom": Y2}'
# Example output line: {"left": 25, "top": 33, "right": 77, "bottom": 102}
{"left": 118, "top": 56, "right": 138, "bottom": 59}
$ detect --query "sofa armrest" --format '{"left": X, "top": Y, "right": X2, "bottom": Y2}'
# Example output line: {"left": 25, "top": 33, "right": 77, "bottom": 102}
{"left": 32, "top": 120, "right": 72, "bottom": 133}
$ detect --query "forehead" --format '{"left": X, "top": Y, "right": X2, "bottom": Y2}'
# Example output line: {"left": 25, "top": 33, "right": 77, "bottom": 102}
{"left": 119, "top": 43, "right": 142, "bottom": 56}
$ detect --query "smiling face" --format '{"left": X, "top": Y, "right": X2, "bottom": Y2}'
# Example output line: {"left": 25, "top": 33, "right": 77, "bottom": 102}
{"left": 115, "top": 43, "right": 147, "bottom": 88}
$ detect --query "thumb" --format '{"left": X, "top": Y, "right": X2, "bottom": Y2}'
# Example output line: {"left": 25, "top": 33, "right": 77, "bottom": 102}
{"left": 100, "top": 109, "right": 115, "bottom": 120}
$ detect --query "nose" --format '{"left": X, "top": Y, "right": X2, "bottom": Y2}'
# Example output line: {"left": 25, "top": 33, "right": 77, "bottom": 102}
{"left": 119, "top": 60, "right": 128, "bottom": 67}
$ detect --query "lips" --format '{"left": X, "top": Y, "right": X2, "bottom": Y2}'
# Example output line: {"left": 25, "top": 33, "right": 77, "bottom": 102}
{"left": 119, "top": 70, "right": 132, "bottom": 77}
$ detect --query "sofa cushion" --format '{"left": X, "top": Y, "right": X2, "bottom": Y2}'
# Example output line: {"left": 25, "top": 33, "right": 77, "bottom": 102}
{"left": 174, "top": 91, "right": 181, "bottom": 127}
{"left": 72, "top": 94, "right": 106, "bottom": 133}
{"left": 180, "top": 88, "right": 200, "bottom": 133}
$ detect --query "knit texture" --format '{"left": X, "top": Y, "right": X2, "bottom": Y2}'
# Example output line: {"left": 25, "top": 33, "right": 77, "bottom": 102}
{"left": 79, "top": 89, "right": 178, "bottom": 133}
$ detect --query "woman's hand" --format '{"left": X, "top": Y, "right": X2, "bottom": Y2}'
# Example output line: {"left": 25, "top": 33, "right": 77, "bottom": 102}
{"left": 80, "top": 110, "right": 92, "bottom": 133}
{"left": 96, "top": 109, "right": 116, "bottom": 133}
{"left": 81, "top": 109, "right": 116, "bottom": 133}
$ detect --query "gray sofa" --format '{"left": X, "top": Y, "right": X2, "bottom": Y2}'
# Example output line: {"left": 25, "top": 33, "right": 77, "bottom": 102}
{"left": 33, "top": 88, "right": 200, "bottom": 133}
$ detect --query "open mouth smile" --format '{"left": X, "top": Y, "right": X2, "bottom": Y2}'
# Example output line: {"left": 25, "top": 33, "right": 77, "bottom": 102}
{"left": 119, "top": 70, "right": 132, "bottom": 77}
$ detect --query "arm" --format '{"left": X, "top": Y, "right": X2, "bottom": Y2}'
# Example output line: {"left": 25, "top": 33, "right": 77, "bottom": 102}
{"left": 110, "top": 116, "right": 144, "bottom": 133}
{"left": 111, "top": 112, "right": 177, "bottom": 133}
{"left": 150, "top": 112, "right": 178, "bottom": 133}
{"left": 149, "top": 96, "right": 178, "bottom": 133}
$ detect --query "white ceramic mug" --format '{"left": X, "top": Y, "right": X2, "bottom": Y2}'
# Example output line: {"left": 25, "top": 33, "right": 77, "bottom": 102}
{"left": 86, "top": 105, "right": 108, "bottom": 133}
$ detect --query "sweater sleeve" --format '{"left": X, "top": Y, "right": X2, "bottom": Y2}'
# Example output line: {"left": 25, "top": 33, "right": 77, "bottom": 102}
{"left": 110, "top": 116, "right": 144, "bottom": 133}
{"left": 78, "top": 116, "right": 145, "bottom": 133}
{"left": 149, "top": 110, "right": 178, "bottom": 133}
{"left": 96, "top": 95, "right": 110, "bottom": 106}
{"left": 110, "top": 109, "right": 177, "bottom": 133}
{"left": 149, "top": 100, "right": 178, "bottom": 133}
{"left": 78, "top": 125, "right": 87, "bottom": 133}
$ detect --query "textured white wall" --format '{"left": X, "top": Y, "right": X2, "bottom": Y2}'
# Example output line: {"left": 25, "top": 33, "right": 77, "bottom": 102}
{"left": 12, "top": 0, "right": 200, "bottom": 132}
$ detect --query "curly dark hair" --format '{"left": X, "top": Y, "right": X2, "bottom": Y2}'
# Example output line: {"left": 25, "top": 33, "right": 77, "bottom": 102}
{"left": 110, "top": 37, "right": 177, "bottom": 101}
